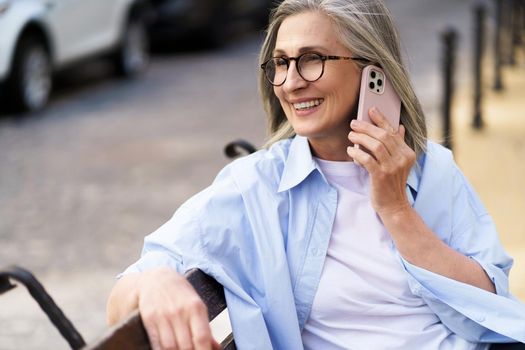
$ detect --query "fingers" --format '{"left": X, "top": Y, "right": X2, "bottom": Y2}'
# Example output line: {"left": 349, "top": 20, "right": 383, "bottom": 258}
{"left": 137, "top": 268, "right": 218, "bottom": 350}
{"left": 398, "top": 124, "right": 406, "bottom": 139}
{"left": 346, "top": 144, "right": 379, "bottom": 172}
{"left": 368, "top": 106, "right": 397, "bottom": 132}
{"left": 142, "top": 312, "right": 172, "bottom": 350}
{"left": 172, "top": 313, "right": 192, "bottom": 350}
{"left": 212, "top": 339, "right": 222, "bottom": 350}
{"left": 159, "top": 317, "right": 179, "bottom": 350}
{"left": 348, "top": 130, "right": 391, "bottom": 163}
{"left": 351, "top": 109, "right": 398, "bottom": 142}
{"left": 143, "top": 301, "right": 217, "bottom": 350}
{"left": 350, "top": 107, "right": 405, "bottom": 154}
{"left": 189, "top": 301, "right": 215, "bottom": 350}
{"left": 348, "top": 107, "right": 415, "bottom": 172}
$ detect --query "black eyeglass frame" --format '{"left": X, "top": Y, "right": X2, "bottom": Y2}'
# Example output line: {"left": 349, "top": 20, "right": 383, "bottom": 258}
{"left": 261, "top": 53, "right": 369, "bottom": 86}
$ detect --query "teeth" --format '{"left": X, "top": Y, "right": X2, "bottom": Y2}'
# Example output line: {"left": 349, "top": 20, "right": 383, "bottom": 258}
{"left": 293, "top": 99, "right": 323, "bottom": 110}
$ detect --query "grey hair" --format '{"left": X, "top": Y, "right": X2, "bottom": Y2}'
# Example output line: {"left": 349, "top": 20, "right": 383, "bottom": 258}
{"left": 259, "top": 0, "right": 427, "bottom": 155}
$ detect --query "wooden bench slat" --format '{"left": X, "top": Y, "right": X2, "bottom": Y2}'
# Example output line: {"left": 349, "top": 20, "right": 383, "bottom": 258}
{"left": 84, "top": 269, "right": 235, "bottom": 350}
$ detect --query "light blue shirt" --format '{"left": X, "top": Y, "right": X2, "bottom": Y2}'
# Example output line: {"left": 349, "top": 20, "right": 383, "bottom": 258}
{"left": 124, "top": 135, "right": 525, "bottom": 349}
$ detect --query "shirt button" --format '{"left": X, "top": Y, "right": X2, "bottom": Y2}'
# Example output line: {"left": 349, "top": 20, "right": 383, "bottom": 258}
{"left": 476, "top": 315, "right": 486, "bottom": 323}
{"left": 310, "top": 248, "right": 325, "bottom": 257}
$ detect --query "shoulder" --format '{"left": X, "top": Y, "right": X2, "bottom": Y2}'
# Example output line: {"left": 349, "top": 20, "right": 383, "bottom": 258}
{"left": 220, "top": 138, "right": 293, "bottom": 191}
{"left": 421, "top": 141, "right": 473, "bottom": 191}
{"left": 180, "top": 138, "right": 293, "bottom": 215}
{"left": 411, "top": 140, "right": 457, "bottom": 194}
{"left": 419, "top": 140, "right": 454, "bottom": 169}
{"left": 416, "top": 140, "right": 488, "bottom": 221}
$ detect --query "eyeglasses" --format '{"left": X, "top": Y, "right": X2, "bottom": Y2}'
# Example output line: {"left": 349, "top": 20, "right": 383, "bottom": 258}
{"left": 261, "top": 52, "right": 367, "bottom": 86}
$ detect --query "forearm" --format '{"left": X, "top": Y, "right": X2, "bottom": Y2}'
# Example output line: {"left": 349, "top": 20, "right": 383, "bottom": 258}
{"left": 380, "top": 206, "right": 496, "bottom": 293}
{"left": 106, "top": 273, "right": 141, "bottom": 326}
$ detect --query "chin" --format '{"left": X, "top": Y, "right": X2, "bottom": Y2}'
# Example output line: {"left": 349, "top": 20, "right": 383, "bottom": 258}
{"left": 289, "top": 123, "right": 317, "bottom": 137}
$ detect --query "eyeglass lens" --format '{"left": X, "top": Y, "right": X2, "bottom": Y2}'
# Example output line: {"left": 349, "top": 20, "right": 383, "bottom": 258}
{"left": 265, "top": 53, "right": 324, "bottom": 86}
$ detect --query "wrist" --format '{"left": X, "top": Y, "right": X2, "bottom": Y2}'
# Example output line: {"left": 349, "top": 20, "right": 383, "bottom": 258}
{"left": 376, "top": 201, "right": 413, "bottom": 223}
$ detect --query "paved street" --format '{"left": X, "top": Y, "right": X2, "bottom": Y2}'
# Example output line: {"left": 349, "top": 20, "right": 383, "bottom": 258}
{"left": 0, "top": 36, "right": 269, "bottom": 348}
{"left": 1, "top": 0, "right": 522, "bottom": 348}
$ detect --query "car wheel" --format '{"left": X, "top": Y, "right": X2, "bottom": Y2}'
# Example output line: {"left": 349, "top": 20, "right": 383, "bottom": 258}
{"left": 114, "top": 16, "right": 149, "bottom": 77}
{"left": 8, "top": 36, "right": 52, "bottom": 113}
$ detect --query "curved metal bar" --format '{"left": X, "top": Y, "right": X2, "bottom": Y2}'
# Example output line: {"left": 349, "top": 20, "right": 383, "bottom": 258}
{"left": 0, "top": 274, "right": 16, "bottom": 295}
{"left": 0, "top": 265, "right": 86, "bottom": 350}
{"left": 224, "top": 140, "right": 257, "bottom": 159}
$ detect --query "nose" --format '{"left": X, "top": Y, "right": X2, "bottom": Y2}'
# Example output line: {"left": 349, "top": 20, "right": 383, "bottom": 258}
{"left": 282, "top": 60, "right": 308, "bottom": 93}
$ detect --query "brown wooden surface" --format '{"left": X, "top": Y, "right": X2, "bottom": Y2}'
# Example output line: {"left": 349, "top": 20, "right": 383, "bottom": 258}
{"left": 185, "top": 268, "right": 228, "bottom": 320}
{"left": 83, "top": 310, "right": 149, "bottom": 350}
{"left": 84, "top": 269, "right": 235, "bottom": 350}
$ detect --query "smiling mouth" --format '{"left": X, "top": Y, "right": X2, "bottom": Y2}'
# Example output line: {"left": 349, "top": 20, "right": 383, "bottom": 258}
{"left": 293, "top": 99, "right": 324, "bottom": 111}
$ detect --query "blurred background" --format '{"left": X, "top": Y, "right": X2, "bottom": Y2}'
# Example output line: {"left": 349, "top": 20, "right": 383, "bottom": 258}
{"left": 0, "top": 0, "right": 524, "bottom": 348}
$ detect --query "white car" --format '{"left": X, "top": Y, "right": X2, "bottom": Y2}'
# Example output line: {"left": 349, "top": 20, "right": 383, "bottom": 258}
{"left": 0, "top": 0, "right": 150, "bottom": 113}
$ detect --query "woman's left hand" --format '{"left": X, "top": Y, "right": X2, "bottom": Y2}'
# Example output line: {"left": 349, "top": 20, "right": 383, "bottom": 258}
{"left": 346, "top": 107, "right": 416, "bottom": 218}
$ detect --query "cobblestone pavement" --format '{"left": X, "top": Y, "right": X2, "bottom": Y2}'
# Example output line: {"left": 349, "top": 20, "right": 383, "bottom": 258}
{"left": 1, "top": 0, "right": 522, "bottom": 348}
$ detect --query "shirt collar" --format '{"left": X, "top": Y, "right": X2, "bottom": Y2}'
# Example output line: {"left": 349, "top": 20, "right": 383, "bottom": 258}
{"left": 277, "top": 135, "right": 422, "bottom": 194}
{"left": 407, "top": 162, "right": 421, "bottom": 193}
{"left": 278, "top": 136, "right": 318, "bottom": 193}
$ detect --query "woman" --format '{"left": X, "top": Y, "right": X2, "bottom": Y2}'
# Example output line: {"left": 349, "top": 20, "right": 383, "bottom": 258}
{"left": 107, "top": 1, "right": 525, "bottom": 349}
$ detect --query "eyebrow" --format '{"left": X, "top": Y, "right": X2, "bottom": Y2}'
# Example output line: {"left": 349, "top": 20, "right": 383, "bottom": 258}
{"left": 273, "top": 46, "right": 328, "bottom": 56}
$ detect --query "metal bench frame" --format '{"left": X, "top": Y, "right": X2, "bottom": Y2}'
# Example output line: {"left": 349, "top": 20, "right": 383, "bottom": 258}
{"left": 0, "top": 266, "right": 235, "bottom": 350}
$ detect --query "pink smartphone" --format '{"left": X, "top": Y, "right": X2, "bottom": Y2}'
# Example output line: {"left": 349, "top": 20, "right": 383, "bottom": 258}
{"left": 356, "top": 65, "right": 401, "bottom": 130}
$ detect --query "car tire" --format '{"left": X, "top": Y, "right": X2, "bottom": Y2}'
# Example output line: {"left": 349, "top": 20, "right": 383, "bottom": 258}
{"left": 114, "top": 16, "right": 149, "bottom": 77}
{"left": 8, "top": 36, "right": 52, "bottom": 113}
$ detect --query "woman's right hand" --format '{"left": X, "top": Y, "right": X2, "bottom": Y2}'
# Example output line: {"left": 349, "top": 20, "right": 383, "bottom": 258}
{"left": 107, "top": 267, "right": 221, "bottom": 350}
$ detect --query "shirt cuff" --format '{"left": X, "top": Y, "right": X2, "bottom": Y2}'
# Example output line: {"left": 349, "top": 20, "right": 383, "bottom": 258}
{"left": 400, "top": 257, "right": 525, "bottom": 343}
{"left": 117, "top": 250, "right": 184, "bottom": 279}
{"left": 469, "top": 255, "right": 510, "bottom": 297}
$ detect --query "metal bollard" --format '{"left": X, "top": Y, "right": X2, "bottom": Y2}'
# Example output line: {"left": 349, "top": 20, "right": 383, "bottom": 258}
{"left": 508, "top": 0, "right": 521, "bottom": 66}
{"left": 473, "top": 4, "right": 486, "bottom": 130}
{"left": 441, "top": 28, "right": 457, "bottom": 150}
{"left": 493, "top": 0, "right": 504, "bottom": 90}
{"left": 512, "top": 0, "right": 523, "bottom": 48}
{"left": 516, "top": 0, "right": 525, "bottom": 52}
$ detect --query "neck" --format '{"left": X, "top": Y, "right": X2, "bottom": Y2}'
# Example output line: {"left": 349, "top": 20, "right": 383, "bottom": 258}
{"left": 308, "top": 137, "right": 353, "bottom": 161}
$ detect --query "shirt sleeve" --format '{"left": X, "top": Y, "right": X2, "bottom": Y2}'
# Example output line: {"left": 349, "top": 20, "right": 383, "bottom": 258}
{"left": 401, "top": 161, "right": 525, "bottom": 343}
{"left": 448, "top": 165, "right": 513, "bottom": 296}
{"left": 401, "top": 259, "right": 525, "bottom": 343}
{"left": 118, "top": 157, "right": 287, "bottom": 349}
{"left": 119, "top": 192, "right": 210, "bottom": 277}
{"left": 119, "top": 164, "right": 244, "bottom": 278}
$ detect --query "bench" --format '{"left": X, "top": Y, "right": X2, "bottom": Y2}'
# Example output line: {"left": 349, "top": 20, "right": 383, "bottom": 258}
{"left": 0, "top": 266, "right": 235, "bottom": 350}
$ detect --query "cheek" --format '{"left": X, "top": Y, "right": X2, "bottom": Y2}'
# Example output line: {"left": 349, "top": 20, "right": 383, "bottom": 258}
{"left": 273, "top": 87, "right": 288, "bottom": 107}
{"left": 341, "top": 75, "right": 360, "bottom": 107}
{"left": 273, "top": 86, "right": 282, "bottom": 101}
{"left": 331, "top": 81, "right": 360, "bottom": 116}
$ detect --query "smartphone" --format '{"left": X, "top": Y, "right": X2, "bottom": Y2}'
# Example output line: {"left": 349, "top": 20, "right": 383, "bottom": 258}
{"left": 356, "top": 65, "right": 401, "bottom": 130}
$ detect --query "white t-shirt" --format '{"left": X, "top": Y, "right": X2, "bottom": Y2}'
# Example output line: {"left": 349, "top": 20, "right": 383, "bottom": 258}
{"left": 302, "top": 158, "right": 484, "bottom": 350}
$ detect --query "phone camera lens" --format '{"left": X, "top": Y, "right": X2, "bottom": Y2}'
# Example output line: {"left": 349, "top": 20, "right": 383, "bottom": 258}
{"left": 371, "top": 71, "right": 376, "bottom": 79}
{"left": 377, "top": 79, "right": 383, "bottom": 87}
{"left": 369, "top": 82, "right": 375, "bottom": 89}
